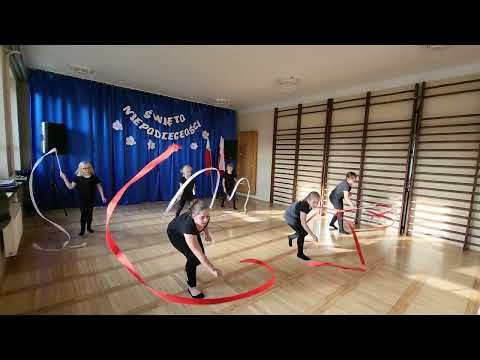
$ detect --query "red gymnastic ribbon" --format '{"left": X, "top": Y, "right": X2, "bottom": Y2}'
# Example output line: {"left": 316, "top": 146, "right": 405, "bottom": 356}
{"left": 105, "top": 144, "right": 275, "bottom": 305}
{"left": 305, "top": 204, "right": 395, "bottom": 272}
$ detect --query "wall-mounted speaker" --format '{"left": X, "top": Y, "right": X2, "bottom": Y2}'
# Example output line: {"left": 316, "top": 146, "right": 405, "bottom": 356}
{"left": 42, "top": 122, "right": 67, "bottom": 154}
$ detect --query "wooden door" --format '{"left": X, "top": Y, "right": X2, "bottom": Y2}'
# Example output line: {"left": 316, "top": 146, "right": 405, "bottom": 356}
{"left": 237, "top": 131, "right": 257, "bottom": 194}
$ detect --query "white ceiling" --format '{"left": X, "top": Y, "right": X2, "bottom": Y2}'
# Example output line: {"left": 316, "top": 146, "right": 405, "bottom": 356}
{"left": 21, "top": 45, "right": 480, "bottom": 111}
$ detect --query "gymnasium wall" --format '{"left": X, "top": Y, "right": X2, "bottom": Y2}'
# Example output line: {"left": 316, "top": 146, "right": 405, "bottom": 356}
{"left": 239, "top": 72, "right": 480, "bottom": 250}
{"left": 407, "top": 75, "right": 480, "bottom": 249}
{"left": 236, "top": 109, "right": 274, "bottom": 201}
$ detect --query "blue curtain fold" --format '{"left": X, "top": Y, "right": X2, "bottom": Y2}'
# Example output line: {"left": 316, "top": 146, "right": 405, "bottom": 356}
{"left": 29, "top": 70, "right": 237, "bottom": 210}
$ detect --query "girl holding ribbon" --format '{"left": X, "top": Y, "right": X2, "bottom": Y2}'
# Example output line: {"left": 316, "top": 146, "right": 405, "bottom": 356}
{"left": 60, "top": 161, "right": 106, "bottom": 242}
{"left": 175, "top": 164, "right": 196, "bottom": 217}
{"left": 167, "top": 200, "right": 222, "bottom": 299}
{"left": 283, "top": 191, "right": 320, "bottom": 261}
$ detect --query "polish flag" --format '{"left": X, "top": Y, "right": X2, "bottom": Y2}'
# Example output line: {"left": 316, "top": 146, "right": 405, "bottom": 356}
{"left": 204, "top": 137, "right": 212, "bottom": 174}
{"left": 218, "top": 136, "right": 225, "bottom": 175}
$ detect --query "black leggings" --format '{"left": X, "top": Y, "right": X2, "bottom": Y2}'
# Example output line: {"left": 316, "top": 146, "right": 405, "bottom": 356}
{"left": 168, "top": 231, "right": 205, "bottom": 287}
{"left": 80, "top": 206, "right": 93, "bottom": 232}
{"left": 288, "top": 222, "right": 308, "bottom": 256}
{"left": 329, "top": 197, "right": 345, "bottom": 232}
{"left": 221, "top": 191, "right": 236, "bottom": 207}
{"left": 175, "top": 198, "right": 193, "bottom": 217}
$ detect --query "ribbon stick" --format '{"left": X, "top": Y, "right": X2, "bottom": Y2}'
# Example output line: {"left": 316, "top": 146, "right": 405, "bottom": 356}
{"left": 107, "top": 144, "right": 275, "bottom": 305}
{"left": 227, "top": 177, "right": 251, "bottom": 213}
{"left": 305, "top": 203, "right": 396, "bottom": 272}
{"left": 30, "top": 148, "right": 71, "bottom": 251}
{"left": 165, "top": 171, "right": 251, "bottom": 214}
{"left": 164, "top": 167, "right": 221, "bottom": 214}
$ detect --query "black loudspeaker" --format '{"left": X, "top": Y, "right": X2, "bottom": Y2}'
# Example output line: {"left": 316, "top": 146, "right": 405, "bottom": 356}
{"left": 224, "top": 140, "right": 237, "bottom": 161}
{"left": 42, "top": 122, "right": 67, "bottom": 154}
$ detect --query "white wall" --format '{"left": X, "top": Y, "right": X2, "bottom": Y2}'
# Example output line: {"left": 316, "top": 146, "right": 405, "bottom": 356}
{"left": 9, "top": 66, "right": 20, "bottom": 170}
{"left": 0, "top": 52, "right": 8, "bottom": 178}
{"left": 237, "top": 109, "right": 274, "bottom": 202}
{"left": 0, "top": 52, "right": 6, "bottom": 282}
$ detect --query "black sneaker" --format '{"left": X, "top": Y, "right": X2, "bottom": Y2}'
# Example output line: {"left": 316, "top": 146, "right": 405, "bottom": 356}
{"left": 329, "top": 224, "right": 338, "bottom": 231}
{"left": 87, "top": 228, "right": 95, "bottom": 233}
{"left": 187, "top": 288, "right": 205, "bottom": 299}
{"left": 338, "top": 230, "right": 350, "bottom": 235}
{"left": 288, "top": 234, "right": 297, "bottom": 247}
{"left": 297, "top": 254, "right": 311, "bottom": 261}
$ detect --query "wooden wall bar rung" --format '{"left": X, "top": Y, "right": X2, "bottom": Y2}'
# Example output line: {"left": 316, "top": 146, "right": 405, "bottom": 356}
{"left": 421, "top": 123, "right": 480, "bottom": 129}
{"left": 425, "top": 78, "right": 480, "bottom": 89}
{"left": 415, "top": 187, "right": 473, "bottom": 195}
{"left": 370, "top": 126, "right": 412, "bottom": 131}
{"left": 333, "top": 104, "right": 366, "bottom": 111}
{"left": 333, "top": 96, "right": 366, "bottom": 104}
{"left": 370, "top": 98, "right": 415, "bottom": 106}
{"left": 331, "top": 122, "right": 367, "bottom": 128}
{"left": 416, "top": 157, "right": 478, "bottom": 161}
{"left": 370, "top": 89, "right": 414, "bottom": 98}
{"left": 418, "top": 131, "right": 480, "bottom": 137}
{"left": 413, "top": 193, "right": 472, "bottom": 202}
{"left": 423, "top": 88, "right": 480, "bottom": 98}
{"left": 366, "top": 134, "right": 411, "bottom": 138}
{"left": 302, "top": 110, "right": 327, "bottom": 115}
{"left": 369, "top": 119, "right": 412, "bottom": 125}
{"left": 422, "top": 113, "right": 480, "bottom": 120}
{"left": 302, "top": 103, "right": 328, "bottom": 109}
{"left": 300, "top": 126, "right": 325, "bottom": 130}
{"left": 278, "top": 106, "right": 298, "bottom": 112}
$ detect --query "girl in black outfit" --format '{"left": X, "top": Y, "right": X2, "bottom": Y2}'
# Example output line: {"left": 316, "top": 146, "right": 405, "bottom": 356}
{"left": 60, "top": 161, "right": 106, "bottom": 246}
{"left": 221, "top": 163, "right": 238, "bottom": 210}
{"left": 283, "top": 191, "right": 320, "bottom": 261}
{"left": 175, "top": 164, "right": 196, "bottom": 217}
{"left": 167, "top": 200, "right": 222, "bottom": 298}
{"left": 329, "top": 171, "right": 357, "bottom": 235}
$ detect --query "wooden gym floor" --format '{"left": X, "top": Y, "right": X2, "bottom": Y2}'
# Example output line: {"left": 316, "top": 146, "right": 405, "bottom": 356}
{"left": 0, "top": 198, "right": 479, "bottom": 315}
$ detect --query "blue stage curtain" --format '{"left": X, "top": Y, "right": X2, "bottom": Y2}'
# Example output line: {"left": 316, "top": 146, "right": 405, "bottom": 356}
{"left": 29, "top": 70, "right": 236, "bottom": 210}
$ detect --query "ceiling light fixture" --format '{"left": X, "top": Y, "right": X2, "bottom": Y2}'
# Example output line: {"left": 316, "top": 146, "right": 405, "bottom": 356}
{"left": 278, "top": 76, "right": 299, "bottom": 93}
{"left": 214, "top": 98, "right": 230, "bottom": 106}
{"left": 68, "top": 64, "right": 96, "bottom": 80}
{"left": 419, "top": 45, "right": 449, "bottom": 50}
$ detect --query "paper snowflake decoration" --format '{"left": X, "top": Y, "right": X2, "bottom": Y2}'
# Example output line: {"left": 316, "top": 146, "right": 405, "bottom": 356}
{"left": 126, "top": 136, "right": 136, "bottom": 146}
{"left": 112, "top": 120, "right": 123, "bottom": 131}
{"left": 190, "top": 142, "right": 198, "bottom": 150}
{"left": 202, "top": 130, "right": 209, "bottom": 139}
{"left": 147, "top": 139, "right": 156, "bottom": 150}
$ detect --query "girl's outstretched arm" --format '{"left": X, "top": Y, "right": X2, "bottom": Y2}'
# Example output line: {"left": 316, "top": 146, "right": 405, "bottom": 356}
{"left": 60, "top": 172, "right": 76, "bottom": 190}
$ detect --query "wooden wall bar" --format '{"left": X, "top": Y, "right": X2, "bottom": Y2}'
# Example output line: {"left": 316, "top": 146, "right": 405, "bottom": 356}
{"left": 296, "top": 103, "right": 327, "bottom": 202}
{"left": 407, "top": 78, "right": 480, "bottom": 249}
{"left": 270, "top": 75, "right": 480, "bottom": 250}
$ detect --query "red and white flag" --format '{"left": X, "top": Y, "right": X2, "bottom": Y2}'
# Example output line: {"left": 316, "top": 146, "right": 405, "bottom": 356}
{"left": 204, "top": 136, "right": 212, "bottom": 174}
{"left": 218, "top": 136, "right": 225, "bottom": 175}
